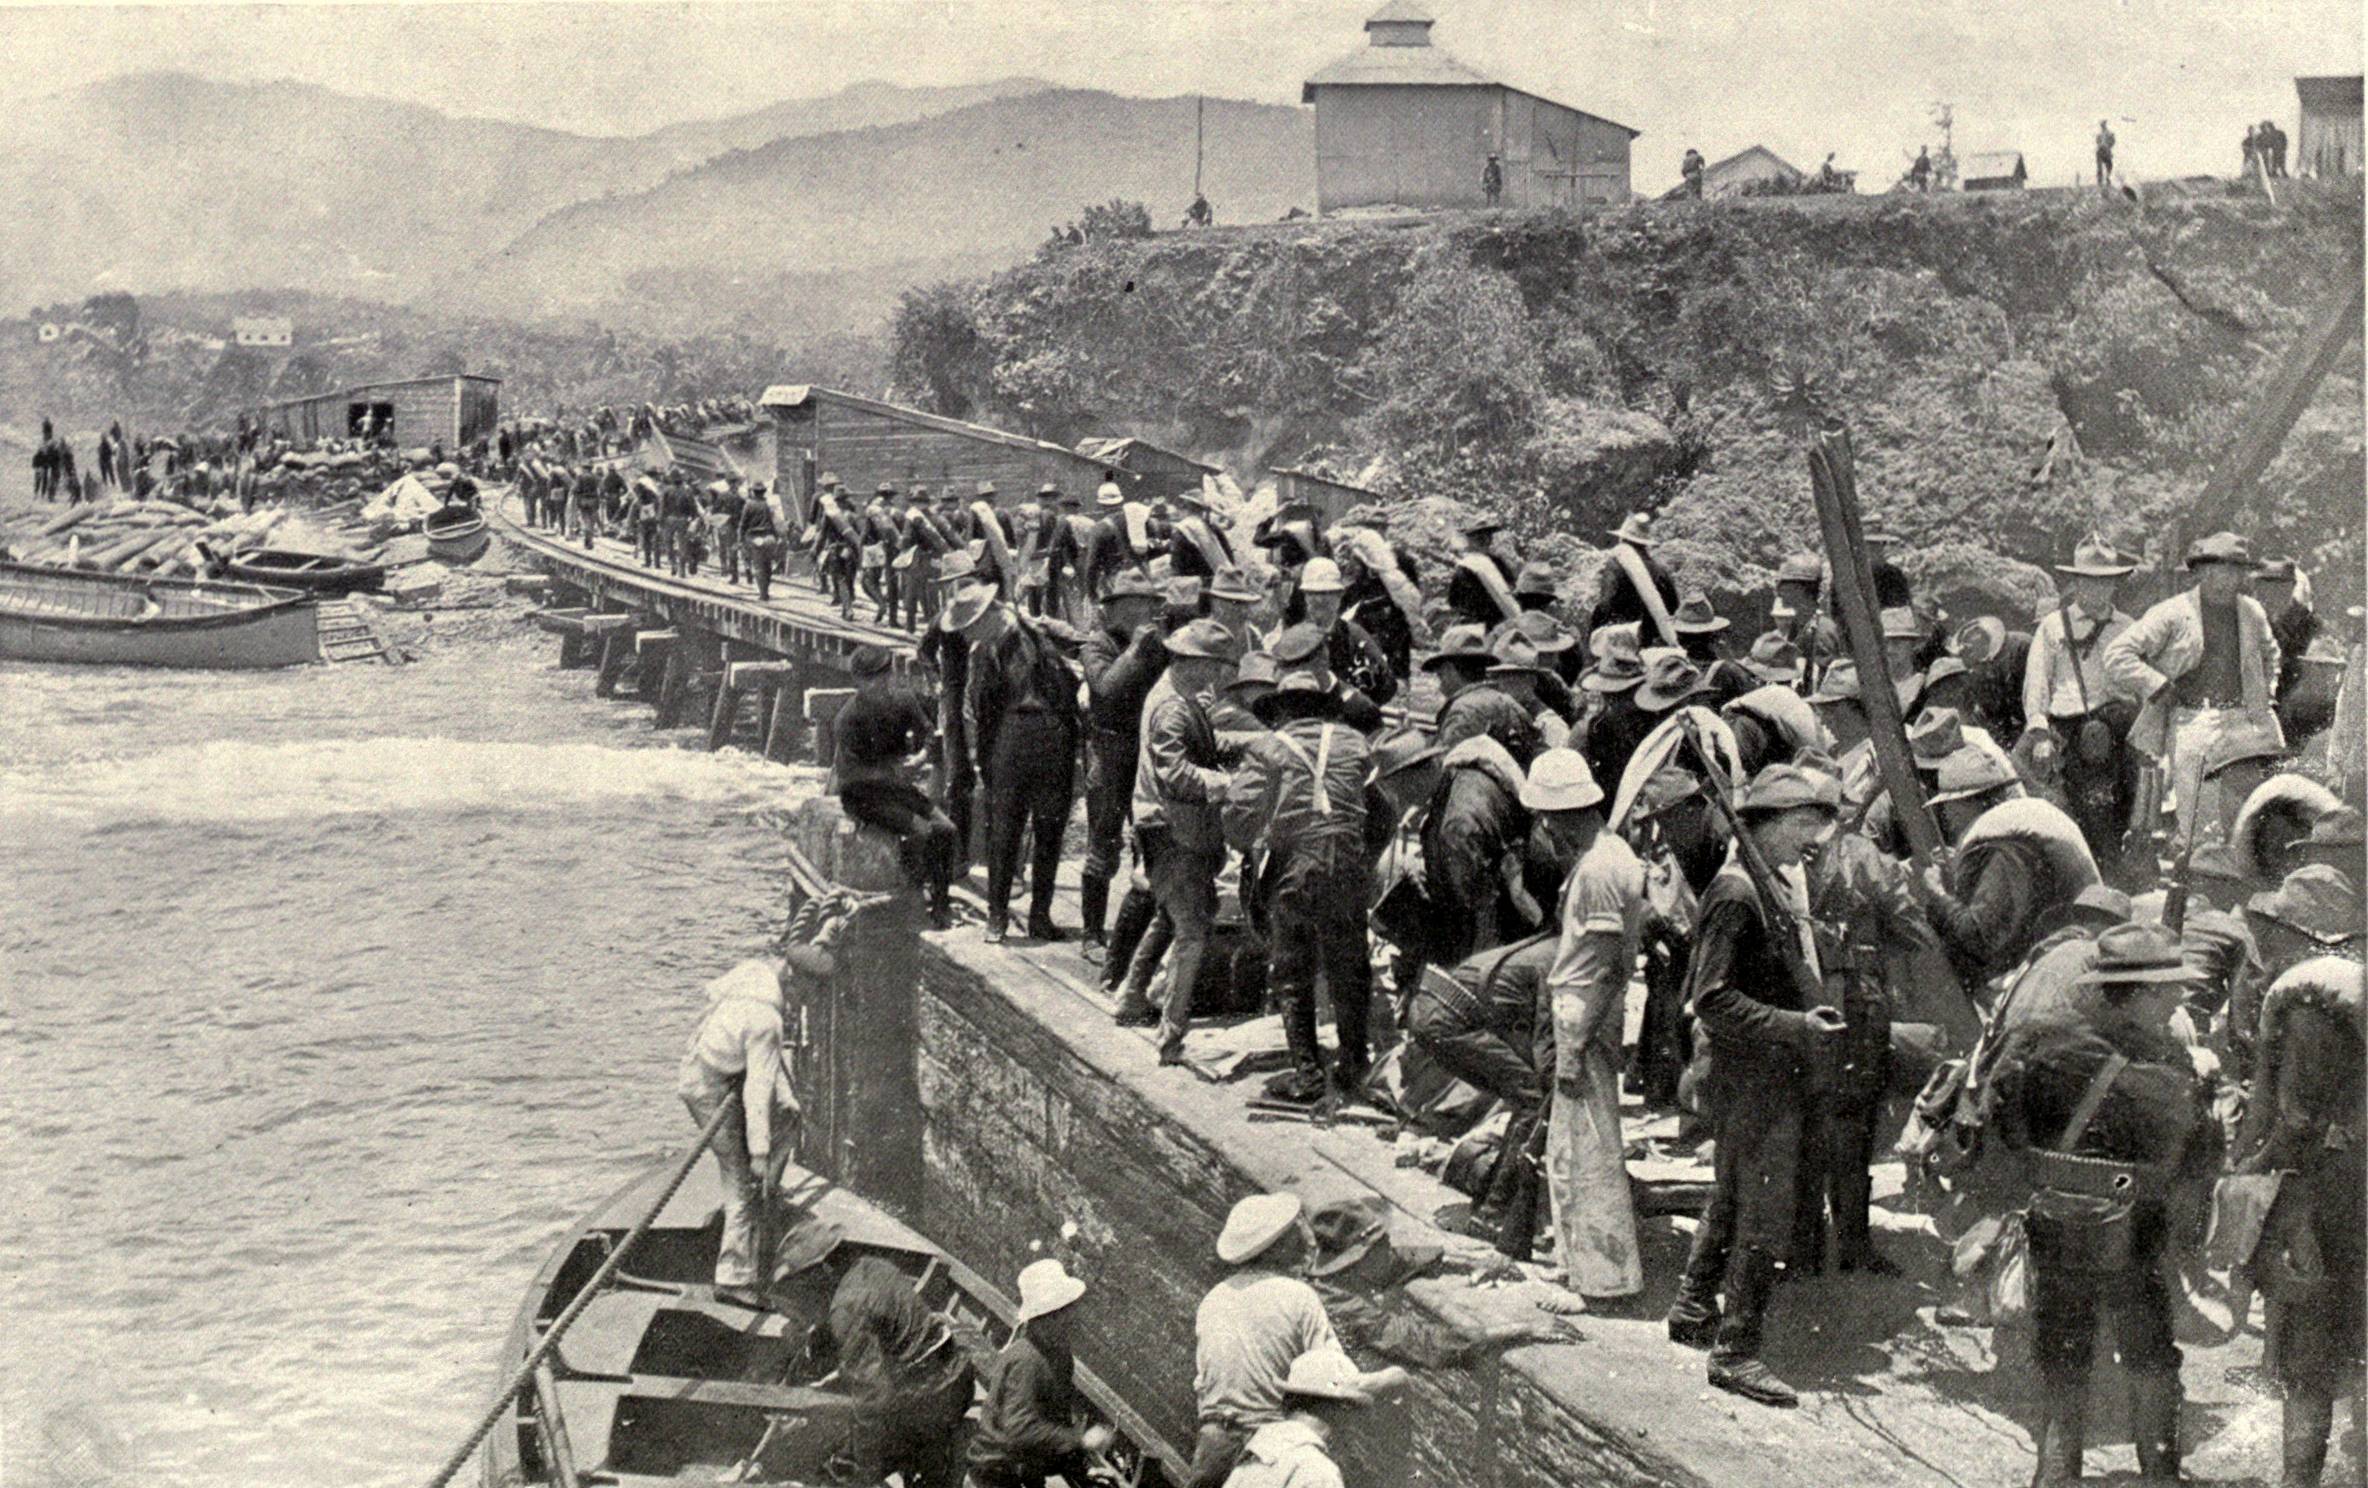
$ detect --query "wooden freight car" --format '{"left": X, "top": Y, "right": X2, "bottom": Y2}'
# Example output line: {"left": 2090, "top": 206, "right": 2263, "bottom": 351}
{"left": 759, "top": 385, "right": 1114, "bottom": 528}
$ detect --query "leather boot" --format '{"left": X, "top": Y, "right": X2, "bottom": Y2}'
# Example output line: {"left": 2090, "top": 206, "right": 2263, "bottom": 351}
{"left": 2028, "top": 1371, "right": 2086, "bottom": 1486}
{"left": 1079, "top": 873, "right": 1110, "bottom": 953}
{"left": 2282, "top": 1388, "right": 2333, "bottom": 1488}
{"left": 2128, "top": 1369, "right": 2183, "bottom": 1483}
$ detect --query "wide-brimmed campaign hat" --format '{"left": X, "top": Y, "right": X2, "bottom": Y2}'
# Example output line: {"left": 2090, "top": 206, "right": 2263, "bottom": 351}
{"left": 1270, "top": 622, "right": 1328, "bottom": 665}
{"left": 2201, "top": 726, "right": 2287, "bottom": 781}
{"left": 2056, "top": 535, "right": 2135, "bottom": 578}
{"left": 1611, "top": 512, "right": 1657, "bottom": 547}
{"left": 1907, "top": 706, "right": 1967, "bottom": 765}
{"left": 1505, "top": 609, "right": 1576, "bottom": 654}
{"left": 1634, "top": 648, "right": 1708, "bottom": 711}
{"left": 1737, "top": 761, "right": 1842, "bottom": 815}
{"left": 1927, "top": 746, "right": 2021, "bottom": 805}
{"left": 850, "top": 645, "right": 894, "bottom": 678}
{"left": 770, "top": 1214, "right": 846, "bottom": 1281}
{"left": 2185, "top": 531, "right": 2254, "bottom": 570}
{"left": 1014, "top": 1258, "right": 1089, "bottom": 1323}
{"left": 1879, "top": 606, "right": 1923, "bottom": 641}
{"left": 940, "top": 582, "right": 1000, "bottom": 634}
{"left": 1306, "top": 1195, "right": 1442, "bottom": 1283}
{"left": 2076, "top": 924, "right": 2195, "bottom": 987}
{"left": 2245, "top": 865, "right": 2363, "bottom": 944}
{"left": 1519, "top": 748, "right": 1604, "bottom": 812}
{"left": 1422, "top": 624, "right": 1494, "bottom": 671}
{"left": 1954, "top": 616, "right": 2008, "bottom": 667}
{"left": 1210, "top": 565, "right": 1264, "bottom": 604}
{"left": 1743, "top": 631, "right": 1805, "bottom": 683}
{"left": 1513, "top": 561, "right": 1562, "bottom": 601}
{"left": 1581, "top": 648, "right": 1646, "bottom": 693}
{"left": 1775, "top": 551, "right": 1824, "bottom": 587}
{"left": 1487, "top": 635, "right": 1549, "bottom": 681}
{"left": 2069, "top": 883, "right": 2134, "bottom": 928}
{"left": 937, "top": 547, "right": 982, "bottom": 585}
{"left": 1096, "top": 481, "right": 1125, "bottom": 508}
{"left": 1280, "top": 1348, "right": 1373, "bottom": 1405}
{"left": 1372, "top": 729, "right": 1443, "bottom": 779}
{"left": 1226, "top": 652, "right": 1281, "bottom": 693}
{"left": 1104, "top": 567, "right": 1162, "bottom": 602}
{"left": 1166, "top": 618, "right": 1236, "bottom": 660}
{"left": 974, "top": 480, "right": 999, "bottom": 499}
{"left": 1296, "top": 558, "right": 1346, "bottom": 594}
{"left": 1217, "top": 1193, "right": 1304, "bottom": 1265}
{"left": 1672, "top": 594, "right": 1730, "bottom": 634}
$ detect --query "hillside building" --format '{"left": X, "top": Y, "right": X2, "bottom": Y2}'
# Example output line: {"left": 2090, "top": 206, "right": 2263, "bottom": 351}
{"left": 1700, "top": 145, "right": 1802, "bottom": 198}
{"left": 260, "top": 373, "right": 500, "bottom": 450}
{"left": 1302, "top": 1, "right": 1637, "bottom": 214}
{"left": 1074, "top": 436, "right": 1221, "bottom": 496}
{"left": 1961, "top": 150, "right": 2028, "bottom": 191}
{"left": 2297, "top": 75, "right": 2362, "bottom": 177}
{"left": 233, "top": 316, "right": 294, "bottom": 348}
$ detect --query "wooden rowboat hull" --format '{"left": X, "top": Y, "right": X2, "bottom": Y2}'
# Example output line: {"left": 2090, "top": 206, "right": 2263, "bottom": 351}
{"left": 428, "top": 515, "right": 491, "bottom": 564}
{"left": 226, "top": 549, "right": 387, "bottom": 596}
{"left": 0, "top": 562, "right": 320, "bottom": 669}
{"left": 482, "top": 1155, "right": 1181, "bottom": 1488}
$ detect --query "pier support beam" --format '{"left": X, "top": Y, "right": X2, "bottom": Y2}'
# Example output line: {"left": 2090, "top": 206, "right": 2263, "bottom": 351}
{"left": 636, "top": 629, "right": 684, "bottom": 723}
{"left": 717, "top": 661, "right": 796, "bottom": 753}
{"left": 595, "top": 623, "right": 643, "bottom": 698}
{"left": 763, "top": 664, "right": 810, "bottom": 763}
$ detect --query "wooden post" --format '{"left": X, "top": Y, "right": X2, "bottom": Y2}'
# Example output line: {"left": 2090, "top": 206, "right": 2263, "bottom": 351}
{"left": 595, "top": 628, "right": 632, "bottom": 697}
{"left": 707, "top": 672, "right": 741, "bottom": 751}
{"left": 764, "top": 677, "right": 801, "bottom": 762}
{"left": 635, "top": 629, "right": 682, "bottom": 718}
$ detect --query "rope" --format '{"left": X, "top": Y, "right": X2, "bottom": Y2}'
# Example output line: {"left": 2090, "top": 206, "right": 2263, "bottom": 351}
{"left": 422, "top": 1096, "right": 737, "bottom": 1488}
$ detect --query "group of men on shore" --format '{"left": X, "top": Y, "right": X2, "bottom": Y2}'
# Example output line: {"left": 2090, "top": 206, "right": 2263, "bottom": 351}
{"left": 789, "top": 475, "right": 2363, "bottom": 1484}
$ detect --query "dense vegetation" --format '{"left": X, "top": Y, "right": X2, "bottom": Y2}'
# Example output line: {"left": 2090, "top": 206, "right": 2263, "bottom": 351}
{"left": 889, "top": 183, "right": 2365, "bottom": 614}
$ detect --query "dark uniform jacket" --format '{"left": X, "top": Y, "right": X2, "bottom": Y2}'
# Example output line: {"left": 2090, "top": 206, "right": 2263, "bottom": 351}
{"left": 1447, "top": 551, "right": 1521, "bottom": 629}
{"left": 1434, "top": 684, "right": 1542, "bottom": 769}
{"left": 964, "top": 619, "right": 1080, "bottom": 778}
{"left": 833, "top": 682, "right": 936, "bottom": 781}
{"left": 966, "top": 1335, "right": 1092, "bottom": 1488}
{"left": 1324, "top": 617, "right": 1399, "bottom": 710}
{"left": 1421, "top": 748, "right": 1528, "bottom": 960}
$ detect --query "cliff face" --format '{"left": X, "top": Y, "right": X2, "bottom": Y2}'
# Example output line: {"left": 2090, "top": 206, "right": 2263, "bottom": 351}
{"left": 893, "top": 184, "right": 2365, "bottom": 611}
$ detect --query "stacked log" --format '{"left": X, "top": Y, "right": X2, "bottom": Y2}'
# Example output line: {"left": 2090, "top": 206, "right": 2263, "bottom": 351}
{"left": 0, "top": 502, "right": 327, "bottom": 577}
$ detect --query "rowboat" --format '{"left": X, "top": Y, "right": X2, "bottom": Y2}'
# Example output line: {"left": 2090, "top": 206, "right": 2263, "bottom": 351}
{"left": 482, "top": 1154, "right": 1180, "bottom": 1488}
{"left": 427, "top": 506, "right": 491, "bottom": 564}
{"left": 0, "top": 561, "right": 319, "bottom": 669}
{"left": 224, "top": 548, "right": 386, "bottom": 596}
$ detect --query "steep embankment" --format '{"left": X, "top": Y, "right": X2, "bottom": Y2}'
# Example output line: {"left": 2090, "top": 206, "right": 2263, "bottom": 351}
{"left": 894, "top": 184, "right": 2365, "bottom": 612}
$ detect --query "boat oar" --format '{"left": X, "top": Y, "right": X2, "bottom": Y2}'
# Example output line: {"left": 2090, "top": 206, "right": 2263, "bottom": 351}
{"left": 420, "top": 1097, "right": 735, "bottom": 1488}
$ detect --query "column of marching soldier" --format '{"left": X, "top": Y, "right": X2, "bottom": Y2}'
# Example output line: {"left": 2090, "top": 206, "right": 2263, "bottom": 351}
{"left": 512, "top": 438, "right": 2364, "bottom": 1486}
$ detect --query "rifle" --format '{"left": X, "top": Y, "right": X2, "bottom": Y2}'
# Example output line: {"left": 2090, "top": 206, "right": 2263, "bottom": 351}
{"left": 1674, "top": 715, "right": 1829, "bottom": 1014}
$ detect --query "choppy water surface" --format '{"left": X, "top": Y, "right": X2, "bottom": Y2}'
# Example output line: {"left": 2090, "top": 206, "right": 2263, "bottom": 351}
{"left": 0, "top": 623, "right": 818, "bottom": 1487}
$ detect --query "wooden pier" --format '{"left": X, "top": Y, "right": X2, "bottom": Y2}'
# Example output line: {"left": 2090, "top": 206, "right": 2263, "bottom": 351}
{"left": 492, "top": 492, "right": 922, "bottom": 759}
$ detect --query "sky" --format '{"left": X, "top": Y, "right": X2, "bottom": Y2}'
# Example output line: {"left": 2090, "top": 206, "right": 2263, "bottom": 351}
{"left": 2, "top": 0, "right": 2360, "bottom": 190}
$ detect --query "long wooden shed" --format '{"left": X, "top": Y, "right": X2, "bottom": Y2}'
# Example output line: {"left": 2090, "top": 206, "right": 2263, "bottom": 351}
{"left": 758, "top": 385, "right": 1112, "bottom": 526}
{"left": 260, "top": 374, "right": 500, "bottom": 451}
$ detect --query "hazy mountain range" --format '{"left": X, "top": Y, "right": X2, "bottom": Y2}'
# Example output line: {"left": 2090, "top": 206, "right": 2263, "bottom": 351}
{"left": 3, "top": 71, "right": 1313, "bottom": 338}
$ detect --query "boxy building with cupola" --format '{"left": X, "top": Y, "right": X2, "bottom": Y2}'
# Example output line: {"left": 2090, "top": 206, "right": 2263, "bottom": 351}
{"left": 1302, "top": 0, "right": 1638, "bottom": 213}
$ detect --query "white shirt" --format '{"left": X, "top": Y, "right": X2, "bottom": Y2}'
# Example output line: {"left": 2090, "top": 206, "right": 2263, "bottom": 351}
{"left": 682, "top": 961, "right": 787, "bottom": 1157}
{"left": 2024, "top": 603, "right": 2132, "bottom": 725}
{"left": 1224, "top": 1419, "right": 1343, "bottom": 1488}
{"left": 1194, "top": 1271, "right": 1343, "bottom": 1425}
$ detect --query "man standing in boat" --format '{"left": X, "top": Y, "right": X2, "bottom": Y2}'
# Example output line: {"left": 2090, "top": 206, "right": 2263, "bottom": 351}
{"left": 675, "top": 960, "right": 802, "bottom": 1310}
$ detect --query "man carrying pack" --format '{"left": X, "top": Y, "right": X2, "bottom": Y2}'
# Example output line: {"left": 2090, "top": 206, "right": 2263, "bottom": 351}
{"left": 1225, "top": 662, "right": 1375, "bottom": 1103}
{"left": 1983, "top": 924, "right": 2218, "bottom": 1486}
{"left": 2023, "top": 536, "right": 2139, "bottom": 869}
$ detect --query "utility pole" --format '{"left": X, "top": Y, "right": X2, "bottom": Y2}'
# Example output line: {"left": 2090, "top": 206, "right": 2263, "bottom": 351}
{"left": 1195, "top": 94, "right": 1205, "bottom": 197}
{"left": 1930, "top": 102, "right": 1958, "bottom": 190}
